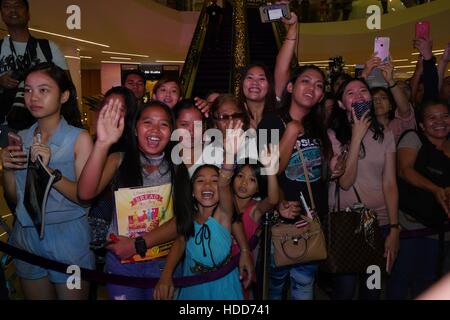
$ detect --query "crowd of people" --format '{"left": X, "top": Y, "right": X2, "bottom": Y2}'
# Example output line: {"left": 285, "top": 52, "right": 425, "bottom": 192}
{"left": 0, "top": 0, "right": 449, "bottom": 301}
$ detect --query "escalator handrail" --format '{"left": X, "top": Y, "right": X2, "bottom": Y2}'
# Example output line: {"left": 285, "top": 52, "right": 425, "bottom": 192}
{"left": 180, "top": 1, "right": 209, "bottom": 98}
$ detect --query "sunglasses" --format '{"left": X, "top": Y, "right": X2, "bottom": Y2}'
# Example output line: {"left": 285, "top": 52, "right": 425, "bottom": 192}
{"left": 213, "top": 112, "right": 245, "bottom": 121}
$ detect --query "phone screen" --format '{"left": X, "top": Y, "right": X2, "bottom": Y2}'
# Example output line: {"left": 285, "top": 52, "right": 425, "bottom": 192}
{"left": 8, "top": 132, "right": 23, "bottom": 150}
{"left": 268, "top": 8, "right": 283, "bottom": 20}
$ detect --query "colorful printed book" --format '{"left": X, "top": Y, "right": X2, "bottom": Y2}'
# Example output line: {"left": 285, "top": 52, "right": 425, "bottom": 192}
{"left": 114, "top": 183, "right": 173, "bottom": 263}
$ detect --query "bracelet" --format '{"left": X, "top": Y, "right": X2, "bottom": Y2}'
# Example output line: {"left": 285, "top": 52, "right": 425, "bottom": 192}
{"left": 285, "top": 38, "right": 297, "bottom": 41}
{"left": 388, "top": 81, "right": 398, "bottom": 89}
{"left": 241, "top": 248, "right": 249, "bottom": 252}
{"left": 389, "top": 223, "right": 400, "bottom": 229}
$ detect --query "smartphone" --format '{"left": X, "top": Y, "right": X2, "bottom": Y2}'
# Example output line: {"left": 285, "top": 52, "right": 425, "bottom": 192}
{"left": 259, "top": 4, "right": 290, "bottom": 23}
{"left": 415, "top": 21, "right": 430, "bottom": 39}
{"left": 374, "top": 37, "right": 390, "bottom": 63}
{"left": 7, "top": 131, "right": 23, "bottom": 151}
{"left": 351, "top": 101, "right": 372, "bottom": 120}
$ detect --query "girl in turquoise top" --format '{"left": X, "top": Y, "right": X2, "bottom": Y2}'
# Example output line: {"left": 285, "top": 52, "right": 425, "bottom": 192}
{"left": 154, "top": 120, "right": 245, "bottom": 300}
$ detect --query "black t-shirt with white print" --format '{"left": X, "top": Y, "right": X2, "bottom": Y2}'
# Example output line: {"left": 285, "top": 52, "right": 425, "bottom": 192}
{"left": 257, "top": 113, "right": 328, "bottom": 217}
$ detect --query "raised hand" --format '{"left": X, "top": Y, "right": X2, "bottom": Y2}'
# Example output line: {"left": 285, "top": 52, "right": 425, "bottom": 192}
{"left": 194, "top": 96, "right": 210, "bottom": 118}
{"left": 259, "top": 143, "right": 279, "bottom": 176}
{"left": 361, "top": 53, "right": 381, "bottom": 80}
{"left": 96, "top": 98, "right": 125, "bottom": 147}
{"left": 378, "top": 60, "right": 395, "bottom": 84}
{"left": 223, "top": 119, "right": 244, "bottom": 164}
{"left": 413, "top": 37, "right": 433, "bottom": 60}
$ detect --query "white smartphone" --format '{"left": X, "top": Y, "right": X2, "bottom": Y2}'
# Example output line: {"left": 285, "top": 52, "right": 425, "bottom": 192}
{"left": 374, "top": 37, "right": 390, "bottom": 63}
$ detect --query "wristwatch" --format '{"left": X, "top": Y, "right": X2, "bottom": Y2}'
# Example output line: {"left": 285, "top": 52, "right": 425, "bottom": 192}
{"left": 134, "top": 236, "right": 147, "bottom": 258}
{"left": 52, "top": 169, "right": 62, "bottom": 184}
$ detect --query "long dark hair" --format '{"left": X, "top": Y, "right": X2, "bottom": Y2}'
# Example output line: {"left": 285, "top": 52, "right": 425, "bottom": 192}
{"left": 329, "top": 78, "right": 385, "bottom": 155}
{"left": 277, "top": 64, "right": 331, "bottom": 161}
{"left": 115, "top": 101, "right": 192, "bottom": 237}
{"left": 25, "top": 62, "right": 82, "bottom": 128}
{"left": 239, "top": 63, "right": 277, "bottom": 115}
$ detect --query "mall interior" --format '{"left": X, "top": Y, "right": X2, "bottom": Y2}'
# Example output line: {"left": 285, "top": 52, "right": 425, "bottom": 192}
{"left": 0, "top": 0, "right": 449, "bottom": 300}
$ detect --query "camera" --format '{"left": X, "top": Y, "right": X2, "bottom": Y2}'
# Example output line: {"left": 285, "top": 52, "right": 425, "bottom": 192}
{"left": 259, "top": 4, "right": 290, "bottom": 23}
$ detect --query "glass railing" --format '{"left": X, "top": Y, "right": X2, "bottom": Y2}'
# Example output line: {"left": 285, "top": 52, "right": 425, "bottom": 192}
{"left": 179, "top": 1, "right": 208, "bottom": 98}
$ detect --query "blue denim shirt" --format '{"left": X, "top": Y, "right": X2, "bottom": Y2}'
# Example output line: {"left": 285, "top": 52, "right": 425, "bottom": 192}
{"left": 14, "top": 117, "right": 88, "bottom": 227}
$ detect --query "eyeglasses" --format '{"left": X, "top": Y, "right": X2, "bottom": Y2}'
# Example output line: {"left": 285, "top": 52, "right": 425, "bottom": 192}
{"left": 213, "top": 113, "right": 245, "bottom": 121}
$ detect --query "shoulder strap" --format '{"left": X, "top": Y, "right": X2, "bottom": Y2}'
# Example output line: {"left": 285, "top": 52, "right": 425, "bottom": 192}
{"left": 397, "top": 129, "right": 418, "bottom": 147}
{"left": 37, "top": 39, "right": 53, "bottom": 62}
{"left": 296, "top": 143, "right": 316, "bottom": 211}
{"left": 0, "top": 39, "right": 3, "bottom": 56}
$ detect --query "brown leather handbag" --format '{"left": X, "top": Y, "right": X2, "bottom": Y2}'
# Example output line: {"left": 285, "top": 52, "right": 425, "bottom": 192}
{"left": 271, "top": 144, "right": 327, "bottom": 267}
{"left": 320, "top": 184, "right": 385, "bottom": 274}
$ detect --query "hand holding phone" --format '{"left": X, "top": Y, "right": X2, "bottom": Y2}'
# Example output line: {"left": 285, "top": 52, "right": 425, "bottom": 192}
{"left": 351, "top": 101, "right": 372, "bottom": 120}
{"left": 415, "top": 21, "right": 430, "bottom": 40}
{"left": 374, "top": 37, "right": 390, "bottom": 63}
{"left": 259, "top": 4, "right": 290, "bottom": 23}
{"left": 8, "top": 131, "right": 23, "bottom": 151}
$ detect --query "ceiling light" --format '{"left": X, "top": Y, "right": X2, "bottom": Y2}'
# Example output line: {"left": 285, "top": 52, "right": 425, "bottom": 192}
{"left": 299, "top": 60, "right": 331, "bottom": 64}
{"left": 392, "top": 59, "right": 409, "bottom": 62}
{"left": 155, "top": 60, "right": 185, "bottom": 64}
{"left": 395, "top": 65, "right": 415, "bottom": 69}
{"left": 101, "top": 61, "right": 141, "bottom": 65}
{"left": 411, "top": 49, "right": 445, "bottom": 55}
{"left": 64, "top": 55, "right": 80, "bottom": 60}
{"left": 410, "top": 61, "right": 417, "bottom": 64}
{"left": 1, "top": 214, "right": 12, "bottom": 218}
{"left": 102, "top": 51, "right": 149, "bottom": 58}
{"left": 110, "top": 57, "right": 132, "bottom": 60}
{"left": 29, "top": 28, "right": 109, "bottom": 47}
{"left": 80, "top": 56, "right": 92, "bottom": 59}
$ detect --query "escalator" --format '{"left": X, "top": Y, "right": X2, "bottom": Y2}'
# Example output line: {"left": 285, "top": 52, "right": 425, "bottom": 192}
{"left": 246, "top": 7, "right": 278, "bottom": 73}
{"left": 191, "top": 1, "right": 233, "bottom": 98}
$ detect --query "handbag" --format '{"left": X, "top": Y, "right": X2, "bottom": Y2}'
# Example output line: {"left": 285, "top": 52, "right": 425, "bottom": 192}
{"left": 271, "top": 144, "right": 327, "bottom": 267}
{"left": 321, "top": 184, "right": 385, "bottom": 274}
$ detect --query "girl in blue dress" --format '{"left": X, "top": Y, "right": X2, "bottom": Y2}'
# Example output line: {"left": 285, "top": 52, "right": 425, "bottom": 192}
{"left": 154, "top": 121, "right": 245, "bottom": 300}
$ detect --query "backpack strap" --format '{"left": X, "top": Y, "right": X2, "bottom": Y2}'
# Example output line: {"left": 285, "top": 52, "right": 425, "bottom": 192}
{"left": 37, "top": 39, "right": 53, "bottom": 62}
